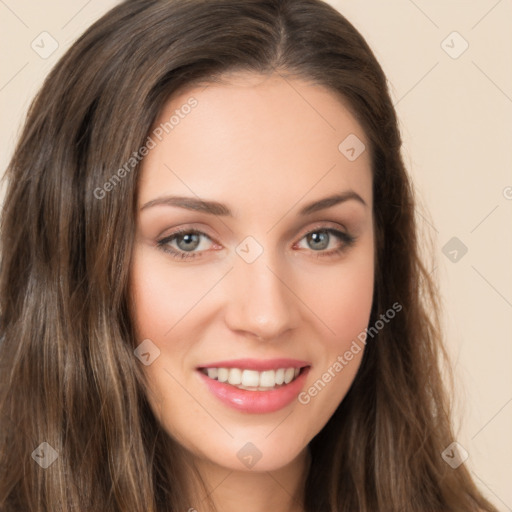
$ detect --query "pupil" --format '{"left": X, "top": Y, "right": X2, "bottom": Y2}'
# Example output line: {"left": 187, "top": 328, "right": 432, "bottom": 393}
{"left": 177, "top": 233, "right": 200, "bottom": 251}
{"left": 308, "top": 231, "right": 329, "bottom": 250}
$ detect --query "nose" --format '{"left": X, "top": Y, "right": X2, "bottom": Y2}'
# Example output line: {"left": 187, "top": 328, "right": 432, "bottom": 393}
{"left": 222, "top": 252, "right": 300, "bottom": 341}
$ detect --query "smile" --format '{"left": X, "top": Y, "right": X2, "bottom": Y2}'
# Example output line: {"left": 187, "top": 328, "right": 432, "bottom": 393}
{"left": 196, "top": 359, "right": 311, "bottom": 414}
{"left": 199, "top": 367, "right": 303, "bottom": 391}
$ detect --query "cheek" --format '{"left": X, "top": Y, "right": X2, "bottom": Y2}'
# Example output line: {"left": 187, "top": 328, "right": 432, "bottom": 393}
{"left": 302, "top": 243, "right": 375, "bottom": 350}
{"left": 130, "top": 244, "right": 214, "bottom": 339}
{"left": 295, "top": 242, "right": 374, "bottom": 416}
{"left": 323, "top": 270, "right": 374, "bottom": 348}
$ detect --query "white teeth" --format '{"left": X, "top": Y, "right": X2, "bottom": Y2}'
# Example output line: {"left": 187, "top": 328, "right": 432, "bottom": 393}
{"left": 201, "top": 366, "right": 303, "bottom": 389}
{"left": 284, "top": 368, "right": 295, "bottom": 384}
{"left": 227, "top": 368, "right": 242, "bottom": 385}
{"left": 217, "top": 368, "right": 229, "bottom": 383}
{"left": 241, "top": 369, "right": 260, "bottom": 387}
{"left": 259, "top": 370, "right": 275, "bottom": 387}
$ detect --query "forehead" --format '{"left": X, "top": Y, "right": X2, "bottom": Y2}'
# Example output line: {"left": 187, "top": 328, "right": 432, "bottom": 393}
{"left": 138, "top": 72, "right": 372, "bottom": 212}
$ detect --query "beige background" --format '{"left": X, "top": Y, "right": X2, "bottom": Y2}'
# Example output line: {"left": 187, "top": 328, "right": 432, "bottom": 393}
{"left": 1, "top": 1, "right": 511, "bottom": 509}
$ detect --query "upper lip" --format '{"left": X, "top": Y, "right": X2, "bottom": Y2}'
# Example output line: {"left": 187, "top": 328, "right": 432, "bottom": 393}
{"left": 197, "top": 358, "right": 311, "bottom": 371}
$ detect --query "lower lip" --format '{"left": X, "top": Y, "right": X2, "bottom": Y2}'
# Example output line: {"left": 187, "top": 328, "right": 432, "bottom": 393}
{"left": 197, "top": 367, "right": 311, "bottom": 414}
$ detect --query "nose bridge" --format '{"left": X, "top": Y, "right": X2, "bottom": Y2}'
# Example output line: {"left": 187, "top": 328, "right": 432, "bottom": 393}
{"left": 223, "top": 246, "right": 299, "bottom": 339}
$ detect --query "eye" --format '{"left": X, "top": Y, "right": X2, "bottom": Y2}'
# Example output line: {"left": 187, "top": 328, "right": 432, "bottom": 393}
{"left": 294, "top": 227, "right": 355, "bottom": 257}
{"left": 157, "top": 229, "right": 216, "bottom": 260}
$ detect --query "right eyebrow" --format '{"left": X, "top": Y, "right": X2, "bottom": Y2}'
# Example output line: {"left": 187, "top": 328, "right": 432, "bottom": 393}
{"left": 140, "top": 196, "right": 232, "bottom": 216}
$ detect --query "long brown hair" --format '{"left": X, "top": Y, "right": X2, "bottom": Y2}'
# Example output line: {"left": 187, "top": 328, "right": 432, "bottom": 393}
{"left": 0, "top": 0, "right": 498, "bottom": 510}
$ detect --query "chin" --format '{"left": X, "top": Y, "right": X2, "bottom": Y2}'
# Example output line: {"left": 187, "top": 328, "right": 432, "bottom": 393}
{"left": 183, "top": 434, "right": 309, "bottom": 474}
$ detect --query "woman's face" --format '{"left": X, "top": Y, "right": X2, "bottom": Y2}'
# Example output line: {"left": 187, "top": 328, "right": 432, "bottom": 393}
{"left": 130, "top": 72, "right": 374, "bottom": 472}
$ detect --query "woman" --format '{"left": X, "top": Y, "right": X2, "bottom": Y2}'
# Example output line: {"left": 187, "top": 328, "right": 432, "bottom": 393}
{"left": 0, "top": 0, "right": 498, "bottom": 510}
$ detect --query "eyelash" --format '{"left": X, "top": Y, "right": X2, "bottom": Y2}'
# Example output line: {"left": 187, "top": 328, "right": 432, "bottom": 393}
{"left": 156, "top": 226, "right": 356, "bottom": 261}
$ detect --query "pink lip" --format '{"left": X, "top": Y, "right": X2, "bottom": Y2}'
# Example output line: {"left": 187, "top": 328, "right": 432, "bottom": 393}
{"left": 197, "top": 358, "right": 310, "bottom": 371}
{"left": 197, "top": 366, "right": 311, "bottom": 414}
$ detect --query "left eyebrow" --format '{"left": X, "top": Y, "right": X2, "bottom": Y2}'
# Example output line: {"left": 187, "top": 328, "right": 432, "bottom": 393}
{"left": 298, "top": 191, "right": 367, "bottom": 215}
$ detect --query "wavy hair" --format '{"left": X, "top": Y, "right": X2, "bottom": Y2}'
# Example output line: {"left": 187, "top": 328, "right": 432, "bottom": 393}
{"left": 0, "top": 0, "right": 497, "bottom": 510}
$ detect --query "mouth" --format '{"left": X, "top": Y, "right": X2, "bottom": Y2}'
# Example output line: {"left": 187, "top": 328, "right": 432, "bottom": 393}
{"left": 195, "top": 359, "right": 311, "bottom": 413}
{"left": 198, "top": 366, "right": 306, "bottom": 391}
